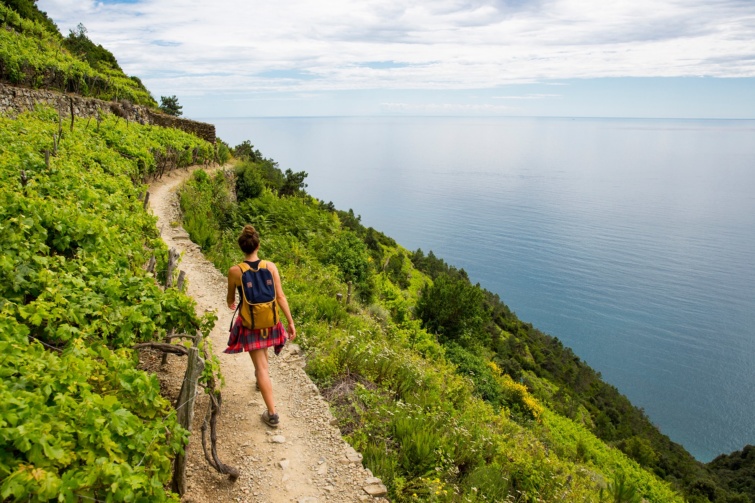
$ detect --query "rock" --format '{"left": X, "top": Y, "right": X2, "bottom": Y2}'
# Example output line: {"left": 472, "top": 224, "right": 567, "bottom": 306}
{"left": 364, "top": 477, "right": 382, "bottom": 485}
{"left": 297, "top": 498, "right": 318, "bottom": 503}
{"left": 344, "top": 446, "right": 363, "bottom": 463}
{"left": 363, "top": 482, "right": 388, "bottom": 497}
{"left": 276, "top": 459, "right": 290, "bottom": 469}
{"left": 270, "top": 435, "right": 286, "bottom": 444}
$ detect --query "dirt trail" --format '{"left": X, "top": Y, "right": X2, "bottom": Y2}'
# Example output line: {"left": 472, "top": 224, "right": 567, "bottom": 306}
{"left": 147, "top": 167, "right": 387, "bottom": 503}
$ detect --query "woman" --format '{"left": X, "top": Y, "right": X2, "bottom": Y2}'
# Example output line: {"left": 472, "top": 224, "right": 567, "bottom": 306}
{"left": 225, "top": 225, "right": 296, "bottom": 428}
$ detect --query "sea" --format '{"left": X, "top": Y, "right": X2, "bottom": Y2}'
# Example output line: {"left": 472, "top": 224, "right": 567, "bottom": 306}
{"left": 208, "top": 116, "right": 755, "bottom": 462}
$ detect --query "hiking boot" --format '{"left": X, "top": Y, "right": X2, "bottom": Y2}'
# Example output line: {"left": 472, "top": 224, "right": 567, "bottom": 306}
{"left": 261, "top": 410, "right": 279, "bottom": 428}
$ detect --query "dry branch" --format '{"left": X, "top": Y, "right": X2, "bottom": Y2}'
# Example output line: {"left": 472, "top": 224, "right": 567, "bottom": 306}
{"left": 132, "top": 341, "right": 189, "bottom": 356}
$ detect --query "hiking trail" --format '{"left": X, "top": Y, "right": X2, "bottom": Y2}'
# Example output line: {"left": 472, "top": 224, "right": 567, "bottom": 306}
{"left": 146, "top": 167, "right": 388, "bottom": 503}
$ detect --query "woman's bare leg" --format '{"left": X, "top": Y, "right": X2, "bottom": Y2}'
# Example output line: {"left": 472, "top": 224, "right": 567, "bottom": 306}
{"left": 249, "top": 348, "right": 275, "bottom": 414}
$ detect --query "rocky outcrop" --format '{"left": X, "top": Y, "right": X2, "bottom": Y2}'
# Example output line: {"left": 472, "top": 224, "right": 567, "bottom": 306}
{"left": 0, "top": 82, "right": 215, "bottom": 144}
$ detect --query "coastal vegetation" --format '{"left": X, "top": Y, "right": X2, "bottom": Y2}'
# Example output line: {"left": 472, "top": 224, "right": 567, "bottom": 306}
{"left": 177, "top": 149, "right": 749, "bottom": 502}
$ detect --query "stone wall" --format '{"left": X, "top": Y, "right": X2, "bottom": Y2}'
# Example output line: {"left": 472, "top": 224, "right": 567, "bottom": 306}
{"left": 0, "top": 83, "right": 216, "bottom": 144}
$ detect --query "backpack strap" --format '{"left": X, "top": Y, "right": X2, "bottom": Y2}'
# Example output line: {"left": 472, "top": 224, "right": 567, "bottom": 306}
{"left": 229, "top": 301, "right": 241, "bottom": 331}
{"left": 230, "top": 262, "right": 249, "bottom": 331}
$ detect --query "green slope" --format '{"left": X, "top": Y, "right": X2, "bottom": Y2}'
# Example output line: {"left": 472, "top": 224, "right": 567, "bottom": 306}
{"left": 0, "top": 1, "right": 156, "bottom": 106}
{"left": 0, "top": 107, "right": 218, "bottom": 501}
{"left": 176, "top": 160, "right": 694, "bottom": 502}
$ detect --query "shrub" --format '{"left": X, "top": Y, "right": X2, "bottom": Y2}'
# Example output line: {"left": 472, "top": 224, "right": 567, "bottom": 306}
{"left": 234, "top": 161, "right": 264, "bottom": 201}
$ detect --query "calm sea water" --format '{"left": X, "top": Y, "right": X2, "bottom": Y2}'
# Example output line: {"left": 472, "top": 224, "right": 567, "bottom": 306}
{"left": 210, "top": 116, "right": 755, "bottom": 462}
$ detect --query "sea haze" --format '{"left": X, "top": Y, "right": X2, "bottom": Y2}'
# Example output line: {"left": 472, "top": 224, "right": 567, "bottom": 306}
{"left": 211, "top": 116, "right": 755, "bottom": 462}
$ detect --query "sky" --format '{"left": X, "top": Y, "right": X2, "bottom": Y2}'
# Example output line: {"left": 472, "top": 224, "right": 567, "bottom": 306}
{"left": 37, "top": 0, "right": 755, "bottom": 119}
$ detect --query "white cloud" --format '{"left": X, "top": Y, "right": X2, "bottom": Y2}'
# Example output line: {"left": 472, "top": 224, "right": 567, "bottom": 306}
{"left": 37, "top": 0, "right": 755, "bottom": 98}
{"left": 494, "top": 94, "right": 561, "bottom": 100}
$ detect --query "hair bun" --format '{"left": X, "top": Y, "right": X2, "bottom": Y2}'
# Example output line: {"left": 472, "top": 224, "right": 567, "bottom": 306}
{"left": 238, "top": 225, "right": 261, "bottom": 254}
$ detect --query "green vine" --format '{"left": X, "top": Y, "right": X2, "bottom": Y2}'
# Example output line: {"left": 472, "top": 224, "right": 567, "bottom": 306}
{"left": 0, "top": 107, "right": 220, "bottom": 501}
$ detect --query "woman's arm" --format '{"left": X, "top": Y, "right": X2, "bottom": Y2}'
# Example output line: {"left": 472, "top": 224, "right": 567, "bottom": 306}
{"left": 226, "top": 265, "right": 240, "bottom": 310}
{"left": 268, "top": 262, "right": 296, "bottom": 340}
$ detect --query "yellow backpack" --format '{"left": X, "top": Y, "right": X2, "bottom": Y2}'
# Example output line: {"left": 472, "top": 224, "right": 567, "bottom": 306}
{"left": 235, "top": 260, "right": 279, "bottom": 329}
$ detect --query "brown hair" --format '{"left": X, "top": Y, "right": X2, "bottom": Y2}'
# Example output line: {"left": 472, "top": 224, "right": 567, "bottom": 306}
{"left": 238, "top": 225, "right": 260, "bottom": 254}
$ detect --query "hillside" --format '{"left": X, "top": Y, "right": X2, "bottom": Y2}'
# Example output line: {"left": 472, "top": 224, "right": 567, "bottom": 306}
{"left": 175, "top": 157, "right": 744, "bottom": 502}
{"left": 0, "top": 0, "right": 155, "bottom": 106}
{"left": 0, "top": 1, "right": 752, "bottom": 501}
{"left": 0, "top": 106, "right": 220, "bottom": 501}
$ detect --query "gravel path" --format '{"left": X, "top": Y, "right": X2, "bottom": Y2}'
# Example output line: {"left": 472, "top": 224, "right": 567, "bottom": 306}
{"left": 147, "top": 167, "right": 388, "bottom": 503}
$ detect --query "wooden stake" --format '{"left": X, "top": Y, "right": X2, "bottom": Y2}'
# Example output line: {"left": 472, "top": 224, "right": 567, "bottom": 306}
{"left": 69, "top": 98, "right": 75, "bottom": 132}
{"left": 166, "top": 248, "right": 179, "bottom": 288}
{"left": 161, "top": 328, "right": 174, "bottom": 366}
{"left": 171, "top": 347, "right": 205, "bottom": 496}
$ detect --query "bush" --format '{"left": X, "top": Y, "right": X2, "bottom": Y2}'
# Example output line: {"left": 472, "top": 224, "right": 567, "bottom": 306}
{"left": 234, "top": 161, "right": 264, "bottom": 201}
{"left": 321, "top": 231, "right": 375, "bottom": 303}
{"left": 415, "top": 273, "right": 487, "bottom": 345}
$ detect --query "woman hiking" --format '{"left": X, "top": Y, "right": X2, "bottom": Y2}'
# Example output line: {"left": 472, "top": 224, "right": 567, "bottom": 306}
{"left": 225, "top": 224, "right": 296, "bottom": 428}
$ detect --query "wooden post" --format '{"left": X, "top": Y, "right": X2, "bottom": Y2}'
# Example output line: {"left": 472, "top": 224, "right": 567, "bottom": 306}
{"left": 161, "top": 329, "right": 174, "bottom": 366}
{"left": 177, "top": 270, "right": 186, "bottom": 292}
{"left": 347, "top": 281, "right": 353, "bottom": 304}
{"left": 166, "top": 248, "right": 179, "bottom": 288}
{"left": 336, "top": 292, "right": 343, "bottom": 303}
{"left": 44, "top": 150, "right": 50, "bottom": 168}
{"left": 147, "top": 255, "right": 156, "bottom": 274}
{"left": 69, "top": 97, "right": 75, "bottom": 132}
{"left": 142, "top": 191, "right": 150, "bottom": 210}
{"left": 171, "top": 346, "right": 205, "bottom": 496}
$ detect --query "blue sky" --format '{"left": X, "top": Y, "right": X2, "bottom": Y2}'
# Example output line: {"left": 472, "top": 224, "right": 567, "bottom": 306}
{"left": 37, "top": 0, "right": 755, "bottom": 119}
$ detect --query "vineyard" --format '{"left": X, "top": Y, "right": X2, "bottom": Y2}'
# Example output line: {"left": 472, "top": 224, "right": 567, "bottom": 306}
{"left": 0, "top": 106, "right": 219, "bottom": 501}
{"left": 0, "top": 4, "right": 156, "bottom": 107}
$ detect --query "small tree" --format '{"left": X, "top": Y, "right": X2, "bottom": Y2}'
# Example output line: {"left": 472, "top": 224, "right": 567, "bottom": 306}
{"left": 234, "top": 162, "right": 264, "bottom": 201}
{"left": 233, "top": 140, "right": 261, "bottom": 162}
{"left": 159, "top": 95, "right": 183, "bottom": 116}
{"left": 415, "top": 273, "right": 487, "bottom": 346}
{"left": 279, "top": 169, "right": 308, "bottom": 197}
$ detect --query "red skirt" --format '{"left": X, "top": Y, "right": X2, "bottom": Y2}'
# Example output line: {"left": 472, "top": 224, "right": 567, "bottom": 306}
{"left": 224, "top": 316, "right": 287, "bottom": 355}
